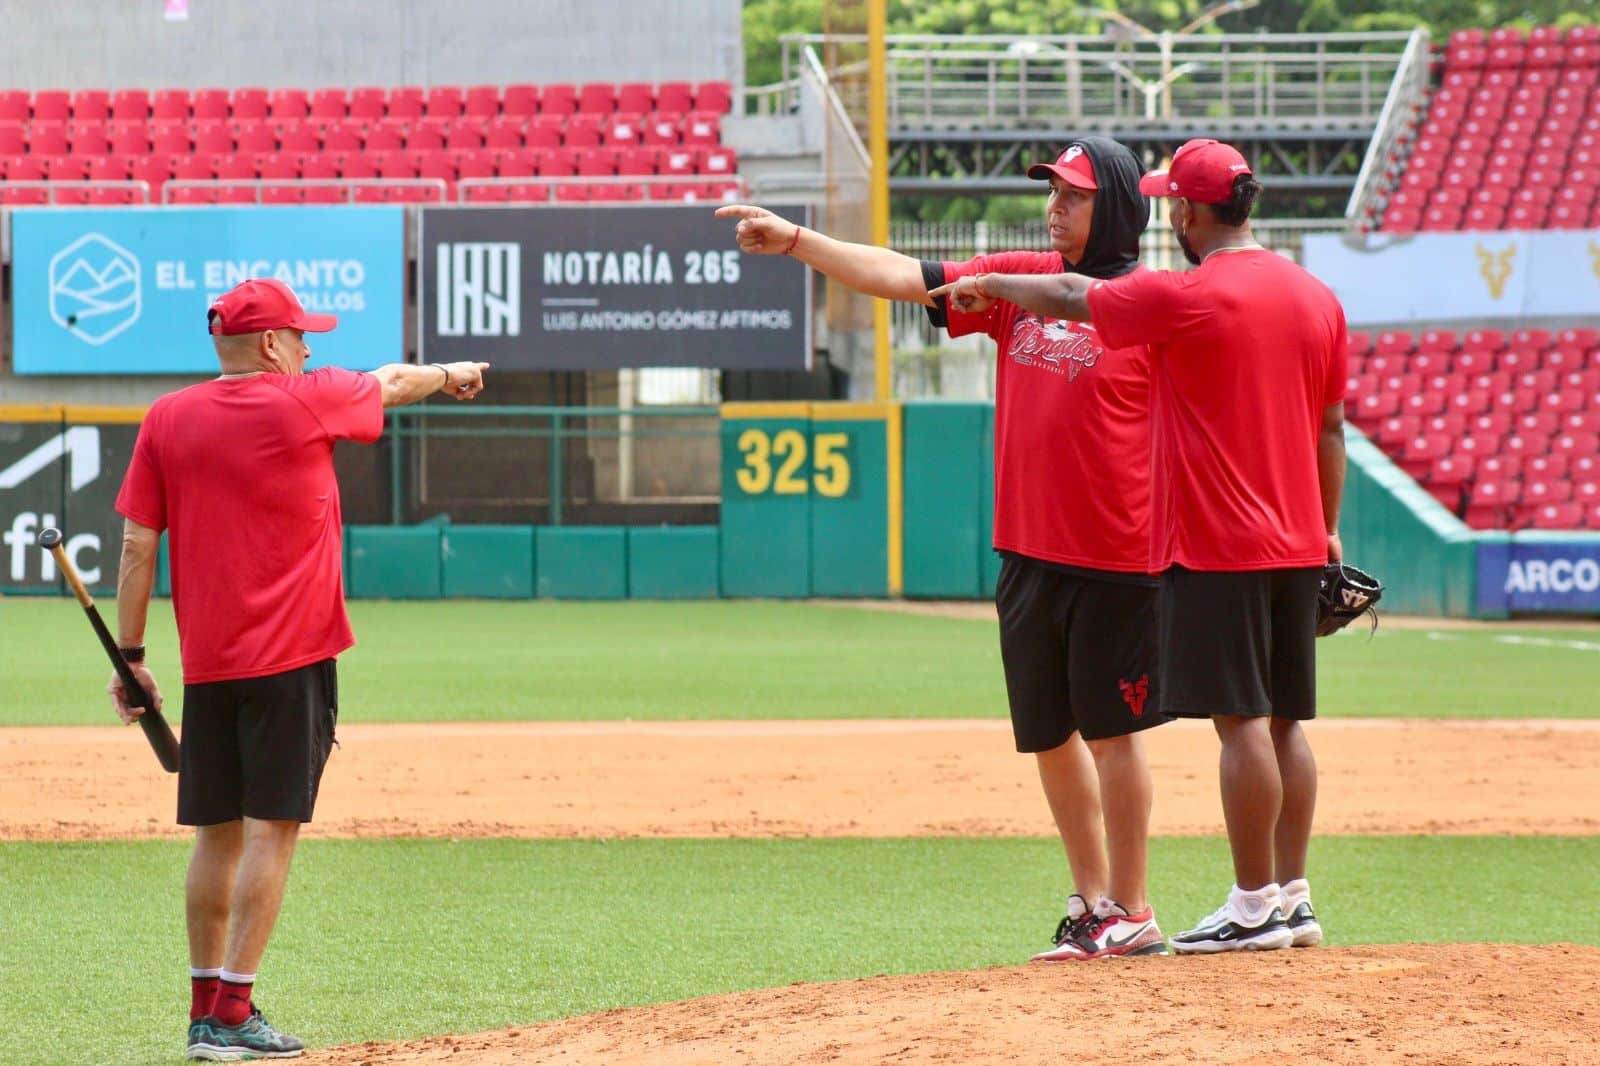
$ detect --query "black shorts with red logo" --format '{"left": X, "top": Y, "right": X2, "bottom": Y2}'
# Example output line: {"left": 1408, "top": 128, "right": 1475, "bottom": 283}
{"left": 996, "top": 553, "right": 1169, "bottom": 752}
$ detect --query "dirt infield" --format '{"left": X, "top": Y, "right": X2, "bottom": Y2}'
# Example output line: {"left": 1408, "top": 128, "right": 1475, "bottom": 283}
{"left": 317, "top": 945, "right": 1600, "bottom": 1065}
{"left": 3, "top": 717, "right": 1597, "bottom": 840}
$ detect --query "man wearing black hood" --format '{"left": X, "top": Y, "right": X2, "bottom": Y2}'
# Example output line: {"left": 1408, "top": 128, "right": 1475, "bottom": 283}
{"left": 717, "top": 136, "right": 1172, "bottom": 961}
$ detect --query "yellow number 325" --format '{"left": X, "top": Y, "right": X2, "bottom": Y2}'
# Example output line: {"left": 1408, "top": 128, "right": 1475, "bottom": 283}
{"left": 735, "top": 429, "right": 851, "bottom": 497}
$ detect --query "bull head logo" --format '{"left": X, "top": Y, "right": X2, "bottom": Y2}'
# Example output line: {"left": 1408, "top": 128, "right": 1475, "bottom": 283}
{"left": 1475, "top": 243, "right": 1516, "bottom": 300}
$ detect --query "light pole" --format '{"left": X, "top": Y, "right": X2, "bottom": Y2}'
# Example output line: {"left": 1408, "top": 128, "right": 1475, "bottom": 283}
{"left": 1081, "top": 0, "right": 1260, "bottom": 119}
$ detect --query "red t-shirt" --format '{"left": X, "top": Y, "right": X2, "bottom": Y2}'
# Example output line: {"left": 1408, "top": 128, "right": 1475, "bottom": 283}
{"left": 935, "top": 252, "right": 1153, "bottom": 576}
{"left": 116, "top": 368, "right": 385, "bottom": 684}
{"left": 1086, "top": 249, "right": 1347, "bottom": 572}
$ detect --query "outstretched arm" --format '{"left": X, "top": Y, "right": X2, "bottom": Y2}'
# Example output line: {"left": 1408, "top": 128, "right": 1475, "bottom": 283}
{"left": 928, "top": 272, "right": 1096, "bottom": 321}
{"left": 715, "top": 204, "right": 934, "bottom": 307}
{"left": 369, "top": 361, "right": 489, "bottom": 408}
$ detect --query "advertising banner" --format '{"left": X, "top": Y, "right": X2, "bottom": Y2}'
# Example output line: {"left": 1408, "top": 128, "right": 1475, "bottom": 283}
{"left": 419, "top": 204, "right": 812, "bottom": 369}
{"left": 1303, "top": 230, "right": 1600, "bottom": 327}
{"left": 11, "top": 207, "right": 405, "bottom": 374}
{"left": 0, "top": 411, "right": 136, "bottom": 593}
{"left": 1477, "top": 536, "right": 1600, "bottom": 615}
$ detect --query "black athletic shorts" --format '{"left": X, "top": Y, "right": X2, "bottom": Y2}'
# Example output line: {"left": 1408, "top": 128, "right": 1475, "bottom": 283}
{"left": 177, "top": 659, "right": 339, "bottom": 826}
{"left": 1157, "top": 565, "right": 1320, "bottom": 721}
{"left": 996, "top": 554, "right": 1168, "bottom": 752}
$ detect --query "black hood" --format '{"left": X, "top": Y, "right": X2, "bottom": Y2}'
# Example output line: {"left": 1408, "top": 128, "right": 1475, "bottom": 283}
{"left": 1050, "top": 136, "right": 1149, "bottom": 280}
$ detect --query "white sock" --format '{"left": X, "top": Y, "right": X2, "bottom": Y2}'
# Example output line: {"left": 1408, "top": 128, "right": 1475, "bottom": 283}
{"left": 190, "top": 966, "right": 221, "bottom": 979}
{"left": 219, "top": 969, "right": 256, "bottom": 985}
{"left": 1229, "top": 883, "right": 1282, "bottom": 924}
{"left": 1066, "top": 893, "right": 1091, "bottom": 921}
{"left": 1282, "top": 878, "right": 1311, "bottom": 910}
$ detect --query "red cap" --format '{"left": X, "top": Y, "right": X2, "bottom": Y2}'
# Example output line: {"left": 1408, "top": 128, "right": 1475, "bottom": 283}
{"left": 1137, "top": 139, "right": 1253, "bottom": 204}
{"left": 1026, "top": 143, "right": 1098, "bottom": 189}
{"left": 207, "top": 278, "right": 337, "bottom": 336}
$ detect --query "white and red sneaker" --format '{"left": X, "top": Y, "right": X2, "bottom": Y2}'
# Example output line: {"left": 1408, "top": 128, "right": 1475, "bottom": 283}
{"left": 1039, "top": 898, "right": 1168, "bottom": 961}
{"left": 1030, "top": 893, "right": 1096, "bottom": 962}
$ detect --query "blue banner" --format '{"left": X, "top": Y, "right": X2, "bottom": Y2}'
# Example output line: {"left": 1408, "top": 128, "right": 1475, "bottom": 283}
{"left": 11, "top": 207, "right": 404, "bottom": 374}
{"left": 1478, "top": 537, "right": 1600, "bottom": 615}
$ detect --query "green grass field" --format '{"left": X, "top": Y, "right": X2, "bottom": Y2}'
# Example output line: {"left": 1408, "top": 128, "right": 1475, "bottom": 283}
{"left": 2, "top": 835, "right": 1598, "bottom": 1066}
{"left": 2, "top": 598, "right": 1598, "bottom": 726}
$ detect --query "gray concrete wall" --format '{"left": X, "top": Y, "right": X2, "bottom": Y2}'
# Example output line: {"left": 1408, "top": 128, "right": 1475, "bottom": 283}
{"left": 0, "top": 0, "right": 743, "bottom": 90}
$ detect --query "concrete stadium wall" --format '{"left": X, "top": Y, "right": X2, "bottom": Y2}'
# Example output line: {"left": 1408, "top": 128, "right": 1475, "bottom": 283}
{"left": 0, "top": 0, "right": 743, "bottom": 89}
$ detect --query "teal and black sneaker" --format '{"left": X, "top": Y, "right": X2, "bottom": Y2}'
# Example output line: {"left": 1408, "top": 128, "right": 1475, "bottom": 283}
{"left": 187, "top": 1007, "right": 305, "bottom": 1060}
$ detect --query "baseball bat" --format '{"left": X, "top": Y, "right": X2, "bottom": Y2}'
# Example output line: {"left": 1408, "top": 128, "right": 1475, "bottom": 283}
{"left": 40, "top": 527, "right": 180, "bottom": 773}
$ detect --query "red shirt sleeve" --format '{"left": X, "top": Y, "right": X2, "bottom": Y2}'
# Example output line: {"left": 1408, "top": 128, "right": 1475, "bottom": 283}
{"left": 1325, "top": 307, "right": 1350, "bottom": 407}
{"left": 1085, "top": 268, "right": 1199, "bottom": 351}
{"left": 291, "top": 368, "right": 385, "bottom": 443}
{"left": 935, "top": 252, "right": 1047, "bottom": 341}
{"left": 115, "top": 408, "right": 167, "bottom": 532}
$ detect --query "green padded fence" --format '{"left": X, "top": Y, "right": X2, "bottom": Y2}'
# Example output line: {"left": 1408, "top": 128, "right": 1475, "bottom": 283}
{"left": 901, "top": 402, "right": 987, "bottom": 599}
{"left": 627, "top": 527, "right": 719, "bottom": 599}
{"left": 535, "top": 527, "right": 627, "bottom": 600}
{"left": 1341, "top": 428, "right": 1478, "bottom": 617}
{"left": 442, "top": 526, "right": 536, "bottom": 599}
{"left": 347, "top": 526, "right": 443, "bottom": 599}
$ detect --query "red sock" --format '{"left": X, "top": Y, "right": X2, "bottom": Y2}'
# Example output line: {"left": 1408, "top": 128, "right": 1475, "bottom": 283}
{"left": 190, "top": 976, "right": 220, "bottom": 1021}
{"left": 214, "top": 979, "right": 253, "bottom": 1026}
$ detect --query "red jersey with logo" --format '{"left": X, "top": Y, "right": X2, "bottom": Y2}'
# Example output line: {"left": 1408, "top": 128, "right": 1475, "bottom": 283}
{"left": 116, "top": 368, "right": 385, "bottom": 684}
{"left": 936, "top": 252, "right": 1153, "bottom": 575}
{"left": 1086, "top": 249, "right": 1347, "bottom": 571}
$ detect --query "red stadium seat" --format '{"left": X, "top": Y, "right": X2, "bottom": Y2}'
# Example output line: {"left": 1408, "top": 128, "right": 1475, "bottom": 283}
{"left": 694, "top": 81, "right": 733, "bottom": 114}
{"left": 464, "top": 182, "right": 512, "bottom": 203}
{"left": 464, "top": 86, "right": 501, "bottom": 119}
{"left": 269, "top": 89, "right": 310, "bottom": 120}
{"left": 617, "top": 83, "right": 655, "bottom": 114}
{"left": 46, "top": 155, "right": 90, "bottom": 181}
{"left": 0, "top": 124, "right": 26, "bottom": 156}
{"left": 606, "top": 113, "right": 643, "bottom": 145}
{"left": 194, "top": 121, "right": 234, "bottom": 154}
{"left": 110, "top": 90, "right": 149, "bottom": 122}
{"left": 637, "top": 114, "right": 682, "bottom": 146}
{"left": 33, "top": 89, "right": 71, "bottom": 121}
{"left": 578, "top": 82, "right": 617, "bottom": 114}
{"left": 60, "top": 89, "right": 97, "bottom": 121}
{"left": 68, "top": 124, "right": 111, "bottom": 156}
{"left": 1525, "top": 453, "right": 1571, "bottom": 480}
{"left": 1417, "top": 328, "right": 1457, "bottom": 353}
{"left": 1347, "top": 331, "right": 1373, "bottom": 357}
{"left": 152, "top": 89, "right": 190, "bottom": 122}
{"left": 556, "top": 182, "right": 590, "bottom": 202}
{"left": 1525, "top": 503, "right": 1584, "bottom": 530}
{"left": 543, "top": 84, "right": 579, "bottom": 116}
{"left": 1356, "top": 392, "right": 1400, "bottom": 421}
{"left": 488, "top": 117, "right": 529, "bottom": 150}
{"left": 683, "top": 111, "right": 721, "bottom": 146}
{"left": 232, "top": 88, "right": 269, "bottom": 121}
{"left": 279, "top": 123, "right": 321, "bottom": 153}
{"left": 1523, "top": 478, "right": 1573, "bottom": 506}
{"left": 1462, "top": 328, "right": 1505, "bottom": 352}
{"left": 565, "top": 114, "right": 604, "bottom": 148}
{"left": 341, "top": 154, "right": 379, "bottom": 179}
{"left": 151, "top": 122, "right": 191, "bottom": 155}
{"left": 0, "top": 184, "right": 49, "bottom": 205}
{"left": 215, "top": 155, "right": 256, "bottom": 181}
{"left": 364, "top": 123, "right": 406, "bottom": 153}
{"left": 1464, "top": 479, "right": 1516, "bottom": 528}
{"left": 406, "top": 120, "right": 448, "bottom": 153}
{"left": 503, "top": 84, "right": 539, "bottom": 117}
{"left": 455, "top": 151, "right": 495, "bottom": 180}
{"left": 494, "top": 149, "right": 538, "bottom": 178}
{"left": 1447, "top": 389, "right": 1491, "bottom": 416}
{"left": 350, "top": 88, "right": 387, "bottom": 121}
{"left": 426, "top": 86, "right": 465, "bottom": 118}
{"left": 300, "top": 155, "right": 339, "bottom": 180}
{"left": 261, "top": 185, "right": 304, "bottom": 205}
{"left": 236, "top": 121, "right": 277, "bottom": 153}
{"left": 387, "top": 88, "right": 425, "bottom": 121}
{"left": 659, "top": 147, "right": 696, "bottom": 177}
{"left": 29, "top": 123, "right": 69, "bottom": 156}
{"left": 310, "top": 88, "right": 349, "bottom": 120}
{"left": 698, "top": 146, "right": 737, "bottom": 175}
{"left": 322, "top": 121, "right": 363, "bottom": 153}
{"left": 575, "top": 148, "right": 616, "bottom": 176}
{"left": 109, "top": 124, "right": 153, "bottom": 156}
{"left": 446, "top": 124, "right": 485, "bottom": 151}
{"left": 656, "top": 82, "right": 695, "bottom": 115}
{"left": 0, "top": 90, "right": 29, "bottom": 123}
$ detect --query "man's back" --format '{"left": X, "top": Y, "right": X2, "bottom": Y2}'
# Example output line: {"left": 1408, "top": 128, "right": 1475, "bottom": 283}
{"left": 116, "top": 369, "right": 383, "bottom": 683}
{"left": 1089, "top": 249, "right": 1347, "bottom": 571}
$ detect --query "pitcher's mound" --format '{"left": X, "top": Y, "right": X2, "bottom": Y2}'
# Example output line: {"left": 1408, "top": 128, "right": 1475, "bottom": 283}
{"left": 319, "top": 944, "right": 1599, "bottom": 1065}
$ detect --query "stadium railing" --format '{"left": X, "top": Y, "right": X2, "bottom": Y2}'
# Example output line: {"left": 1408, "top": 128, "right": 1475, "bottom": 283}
{"left": 1344, "top": 28, "right": 1434, "bottom": 231}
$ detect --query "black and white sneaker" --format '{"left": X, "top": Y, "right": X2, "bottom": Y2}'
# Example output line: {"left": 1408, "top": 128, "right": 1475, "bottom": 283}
{"left": 1171, "top": 897, "right": 1294, "bottom": 954}
{"left": 1286, "top": 900, "right": 1323, "bottom": 947}
{"left": 1031, "top": 893, "right": 1097, "bottom": 962}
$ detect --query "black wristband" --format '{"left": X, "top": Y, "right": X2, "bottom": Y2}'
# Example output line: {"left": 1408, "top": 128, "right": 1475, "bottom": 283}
{"left": 431, "top": 363, "right": 451, "bottom": 390}
{"left": 119, "top": 645, "right": 146, "bottom": 663}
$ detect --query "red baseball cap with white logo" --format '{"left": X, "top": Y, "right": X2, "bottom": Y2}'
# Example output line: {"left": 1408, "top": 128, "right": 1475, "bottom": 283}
{"left": 207, "top": 278, "right": 337, "bottom": 336}
{"left": 1026, "top": 143, "right": 1098, "bottom": 190}
{"left": 1137, "top": 138, "right": 1253, "bottom": 204}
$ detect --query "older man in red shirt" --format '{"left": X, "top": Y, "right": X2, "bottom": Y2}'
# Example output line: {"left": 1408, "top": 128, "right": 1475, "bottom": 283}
{"left": 111, "top": 278, "right": 487, "bottom": 1060}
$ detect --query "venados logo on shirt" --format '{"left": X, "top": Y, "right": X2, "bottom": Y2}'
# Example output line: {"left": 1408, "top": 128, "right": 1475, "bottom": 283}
{"left": 1008, "top": 316, "right": 1102, "bottom": 381}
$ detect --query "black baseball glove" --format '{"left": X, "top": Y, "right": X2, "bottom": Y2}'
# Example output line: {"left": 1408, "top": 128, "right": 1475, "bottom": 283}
{"left": 1316, "top": 562, "right": 1384, "bottom": 637}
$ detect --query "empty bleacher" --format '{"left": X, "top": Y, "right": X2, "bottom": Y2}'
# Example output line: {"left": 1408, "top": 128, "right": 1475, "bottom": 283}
{"left": 1346, "top": 325, "right": 1600, "bottom": 529}
{"left": 1375, "top": 24, "right": 1600, "bottom": 233}
{"left": 0, "top": 81, "right": 740, "bottom": 205}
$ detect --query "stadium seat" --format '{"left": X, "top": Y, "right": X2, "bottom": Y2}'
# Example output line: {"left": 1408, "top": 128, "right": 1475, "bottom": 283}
{"left": 407, "top": 120, "right": 448, "bottom": 152}
{"left": 365, "top": 123, "right": 406, "bottom": 153}
{"left": 387, "top": 88, "right": 425, "bottom": 121}
{"left": 565, "top": 114, "right": 604, "bottom": 148}
{"left": 0, "top": 124, "right": 27, "bottom": 156}
{"left": 110, "top": 90, "right": 149, "bottom": 122}
{"left": 8, "top": 157, "right": 50, "bottom": 182}
{"left": 33, "top": 90, "right": 71, "bottom": 122}
{"left": 617, "top": 83, "right": 655, "bottom": 114}
{"left": 694, "top": 81, "right": 733, "bottom": 113}
{"left": 502, "top": 85, "right": 539, "bottom": 117}
{"left": 542, "top": 84, "right": 579, "bottom": 116}
{"left": 426, "top": 86, "right": 465, "bottom": 118}
{"left": 279, "top": 123, "right": 321, "bottom": 153}
{"left": 683, "top": 112, "right": 721, "bottom": 146}
{"left": 29, "top": 123, "right": 69, "bottom": 156}
{"left": 606, "top": 113, "right": 643, "bottom": 145}
{"left": 68, "top": 124, "right": 111, "bottom": 156}
{"left": 464, "top": 86, "right": 502, "bottom": 119}
{"left": 578, "top": 82, "right": 617, "bottom": 114}
{"left": 350, "top": 88, "right": 387, "bottom": 121}
{"left": 488, "top": 117, "right": 529, "bottom": 150}
{"left": 322, "top": 121, "right": 364, "bottom": 153}
{"left": 1464, "top": 479, "right": 1516, "bottom": 527}
{"left": 0, "top": 90, "right": 29, "bottom": 123}
{"left": 233, "top": 88, "right": 270, "bottom": 121}
{"left": 237, "top": 121, "right": 277, "bottom": 153}
{"left": 194, "top": 122, "right": 234, "bottom": 154}
{"left": 1526, "top": 503, "right": 1584, "bottom": 529}
{"left": 656, "top": 82, "right": 695, "bottom": 115}
{"left": 310, "top": 88, "right": 349, "bottom": 120}
{"left": 269, "top": 89, "right": 310, "bottom": 120}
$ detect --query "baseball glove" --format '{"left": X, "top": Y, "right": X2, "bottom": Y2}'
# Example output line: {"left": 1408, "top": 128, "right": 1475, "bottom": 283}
{"left": 1316, "top": 562, "right": 1384, "bottom": 637}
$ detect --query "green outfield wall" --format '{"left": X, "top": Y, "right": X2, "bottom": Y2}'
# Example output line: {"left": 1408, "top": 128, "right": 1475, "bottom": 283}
{"left": 6, "top": 404, "right": 1568, "bottom": 617}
